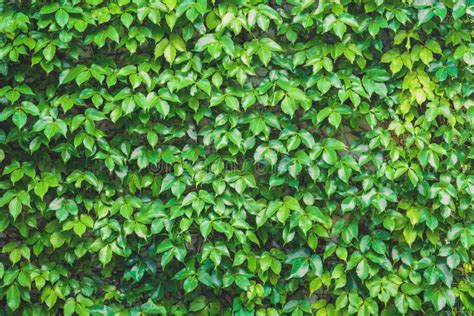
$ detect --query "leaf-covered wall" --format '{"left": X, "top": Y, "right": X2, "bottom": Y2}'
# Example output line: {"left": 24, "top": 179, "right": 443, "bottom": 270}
{"left": 0, "top": 0, "right": 473, "bottom": 315}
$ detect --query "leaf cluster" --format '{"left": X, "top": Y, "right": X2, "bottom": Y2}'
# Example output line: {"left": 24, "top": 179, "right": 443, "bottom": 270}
{"left": 0, "top": 0, "right": 473, "bottom": 315}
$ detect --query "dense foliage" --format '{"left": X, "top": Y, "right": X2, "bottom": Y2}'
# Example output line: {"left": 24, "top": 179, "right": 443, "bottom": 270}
{"left": 0, "top": 0, "right": 473, "bottom": 315}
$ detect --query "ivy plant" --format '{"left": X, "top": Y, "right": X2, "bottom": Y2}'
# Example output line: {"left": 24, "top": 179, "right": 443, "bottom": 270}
{"left": 0, "top": 0, "right": 473, "bottom": 315}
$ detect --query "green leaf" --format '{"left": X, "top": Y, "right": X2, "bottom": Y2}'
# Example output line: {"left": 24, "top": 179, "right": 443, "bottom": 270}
{"left": 395, "top": 294, "right": 408, "bottom": 314}
{"left": 43, "top": 44, "right": 56, "bottom": 62}
{"left": 164, "top": 44, "right": 176, "bottom": 64}
{"left": 310, "top": 278, "right": 322, "bottom": 294}
{"left": 63, "top": 299, "right": 76, "bottom": 316}
{"left": 8, "top": 198, "right": 22, "bottom": 220}
{"left": 258, "top": 47, "right": 272, "bottom": 66}
{"left": 164, "top": 0, "right": 177, "bottom": 10}
{"left": 141, "top": 300, "right": 166, "bottom": 314}
{"left": 12, "top": 110, "right": 27, "bottom": 128}
{"left": 50, "top": 232, "right": 65, "bottom": 249}
{"left": 121, "top": 13, "right": 133, "bottom": 28}
{"left": 281, "top": 97, "right": 297, "bottom": 117}
{"left": 322, "top": 149, "right": 337, "bottom": 165}
{"left": 225, "top": 95, "right": 239, "bottom": 111}
{"left": 189, "top": 296, "right": 207, "bottom": 312}
{"left": 390, "top": 58, "right": 403, "bottom": 74}
{"left": 328, "top": 112, "right": 341, "bottom": 128}
{"left": 356, "top": 259, "right": 369, "bottom": 280}
{"left": 154, "top": 38, "right": 169, "bottom": 58}
{"left": 317, "top": 77, "right": 331, "bottom": 94}
{"left": 403, "top": 226, "right": 417, "bottom": 247}
{"left": 99, "top": 245, "right": 112, "bottom": 266}
{"left": 170, "top": 34, "right": 186, "bottom": 52}
{"left": 417, "top": 9, "right": 434, "bottom": 26}
{"left": 7, "top": 284, "right": 20, "bottom": 311}
{"left": 333, "top": 21, "right": 346, "bottom": 39}
{"left": 184, "top": 276, "right": 198, "bottom": 293}
{"left": 288, "top": 259, "right": 309, "bottom": 279}
{"left": 156, "top": 239, "right": 173, "bottom": 254}
{"left": 420, "top": 48, "right": 433, "bottom": 65}
{"left": 55, "top": 9, "right": 69, "bottom": 28}
{"left": 431, "top": 289, "right": 446, "bottom": 311}
{"left": 453, "top": 0, "right": 466, "bottom": 19}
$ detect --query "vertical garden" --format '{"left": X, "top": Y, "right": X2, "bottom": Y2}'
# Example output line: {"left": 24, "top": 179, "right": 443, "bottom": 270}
{"left": 0, "top": 0, "right": 473, "bottom": 315}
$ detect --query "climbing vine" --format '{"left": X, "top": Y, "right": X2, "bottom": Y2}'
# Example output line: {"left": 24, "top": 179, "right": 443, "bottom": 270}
{"left": 0, "top": 0, "right": 473, "bottom": 315}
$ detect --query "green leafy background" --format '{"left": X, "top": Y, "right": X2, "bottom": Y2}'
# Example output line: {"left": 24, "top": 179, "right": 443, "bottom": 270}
{"left": 0, "top": 0, "right": 473, "bottom": 315}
